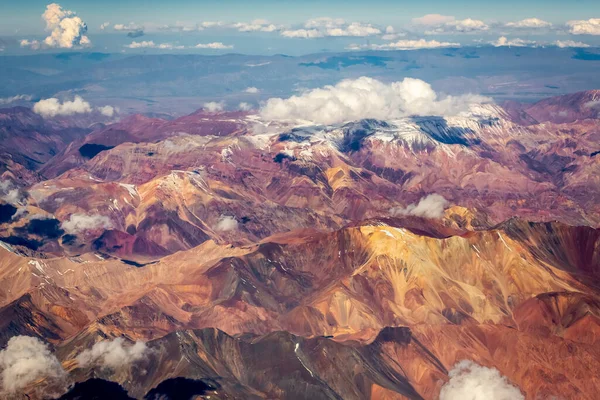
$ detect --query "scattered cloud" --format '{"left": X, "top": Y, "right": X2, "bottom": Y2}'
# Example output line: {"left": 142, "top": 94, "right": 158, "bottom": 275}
{"left": 282, "top": 17, "right": 381, "bottom": 38}
{"left": 114, "top": 22, "right": 143, "bottom": 31}
{"left": 412, "top": 14, "right": 456, "bottom": 26}
{"left": 76, "top": 338, "right": 149, "bottom": 369}
{"left": 245, "top": 87, "right": 260, "bottom": 94}
{"left": 28, "top": 3, "right": 91, "bottom": 49}
{"left": 584, "top": 100, "right": 600, "bottom": 109}
{"left": 391, "top": 194, "right": 449, "bottom": 219}
{"left": 158, "top": 22, "right": 202, "bottom": 32}
{"left": 125, "top": 41, "right": 185, "bottom": 49}
{"left": 61, "top": 213, "right": 113, "bottom": 234}
{"left": 97, "top": 105, "right": 117, "bottom": 117}
{"left": 0, "top": 336, "right": 66, "bottom": 394}
{"left": 232, "top": 19, "right": 281, "bottom": 32}
{"left": 127, "top": 29, "right": 145, "bottom": 38}
{"left": 491, "top": 36, "right": 537, "bottom": 47}
{"left": 33, "top": 96, "right": 91, "bottom": 117}
{"left": 215, "top": 215, "right": 238, "bottom": 231}
{"left": 349, "top": 39, "right": 459, "bottom": 51}
{"left": 505, "top": 18, "right": 552, "bottom": 28}
{"left": 0, "top": 95, "right": 33, "bottom": 105}
{"left": 100, "top": 22, "right": 110, "bottom": 30}
{"left": 238, "top": 102, "right": 253, "bottom": 111}
{"left": 0, "top": 180, "right": 27, "bottom": 206}
{"left": 203, "top": 101, "right": 225, "bottom": 112}
{"left": 194, "top": 42, "right": 233, "bottom": 49}
{"left": 260, "top": 77, "right": 491, "bottom": 125}
{"left": 201, "top": 21, "right": 226, "bottom": 28}
{"left": 554, "top": 40, "right": 590, "bottom": 48}
{"left": 439, "top": 360, "right": 524, "bottom": 400}
{"left": 567, "top": 18, "right": 600, "bottom": 35}
{"left": 425, "top": 18, "right": 489, "bottom": 34}
{"left": 381, "top": 26, "right": 407, "bottom": 40}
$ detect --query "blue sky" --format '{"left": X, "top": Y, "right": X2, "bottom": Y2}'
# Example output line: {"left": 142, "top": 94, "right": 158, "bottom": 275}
{"left": 1, "top": 0, "right": 600, "bottom": 55}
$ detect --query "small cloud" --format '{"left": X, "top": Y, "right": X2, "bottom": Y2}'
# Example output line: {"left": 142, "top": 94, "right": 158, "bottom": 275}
{"left": 439, "top": 360, "right": 524, "bottom": 400}
{"left": 567, "top": 18, "right": 600, "bottom": 35}
{"left": 238, "top": 102, "right": 253, "bottom": 111}
{"left": 20, "top": 39, "right": 41, "bottom": 50}
{"left": 245, "top": 87, "right": 260, "bottom": 94}
{"left": 0, "top": 95, "right": 33, "bottom": 105}
{"left": 201, "top": 21, "right": 226, "bottom": 28}
{"left": 491, "top": 36, "right": 537, "bottom": 47}
{"left": 412, "top": 14, "right": 456, "bottom": 26}
{"left": 282, "top": 17, "right": 381, "bottom": 38}
{"left": 126, "top": 29, "right": 145, "bottom": 38}
{"left": 554, "top": 40, "right": 590, "bottom": 48}
{"left": 424, "top": 18, "right": 489, "bottom": 34}
{"left": 203, "top": 101, "right": 225, "bottom": 112}
{"left": 97, "top": 105, "right": 117, "bottom": 117}
{"left": 100, "top": 22, "right": 110, "bottom": 30}
{"left": 349, "top": 39, "right": 459, "bottom": 51}
{"left": 76, "top": 338, "right": 149, "bottom": 369}
{"left": 0, "top": 336, "right": 67, "bottom": 394}
{"left": 390, "top": 194, "right": 449, "bottom": 219}
{"left": 215, "top": 215, "right": 238, "bottom": 232}
{"left": 281, "top": 29, "right": 324, "bottom": 38}
{"left": 61, "top": 213, "right": 113, "bottom": 235}
{"left": 125, "top": 41, "right": 184, "bottom": 49}
{"left": 194, "top": 42, "right": 233, "bottom": 49}
{"left": 33, "top": 96, "right": 92, "bottom": 117}
{"left": 505, "top": 18, "right": 552, "bottom": 28}
{"left": 232, "top": 19, "right": 281, "bottom": 32}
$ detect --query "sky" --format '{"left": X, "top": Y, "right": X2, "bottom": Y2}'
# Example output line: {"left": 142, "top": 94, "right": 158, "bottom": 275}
{"left": 1, "top": 0, "right": 600, "bottom": 55}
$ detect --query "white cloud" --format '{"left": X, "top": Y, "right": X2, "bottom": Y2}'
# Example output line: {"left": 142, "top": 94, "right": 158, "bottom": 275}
{"left": 203, "top": 101, "right": 225, "bottom": 112}
{"left": 567, "top": 18, "right": 600, "bottom": 35}
{"left": 412, "top": 14, "right": 456, "bottom": 26}
{"left": 20, "top": 39, "right": 41, "bottom": 50}
{"left": 215, "top": 215, "right": 238, "bottom": 232}
{"left": 37, "top": 3, "right": 90, "bottom": 49}
{"left": 585, "top": 100, "right": 600, "bottom": 109}
{"left": 124, "top": 41, "right": 185, "bottom": 49}
{"left": 326, "top": 22, "right": 381, "bottom": 37}
{"left": 0, "top": 95, "right": 32, "bottom": 105}
{"left": 305, "top": 17, "right": 346, "bottom": 29}
{"left": 76, "top": 338, "right": 149, "bottom": 369}
{"left": 232, "top": 19, "right": 280, "bottom": 32}
{"left": 425, "top": 18, "right": 489, "bottom": 34}
{"left": 100, "top": 22, "right": 110, "bottom": 30}
{"left": 201, "top": 21, "right": 226, "bottom": 28}
{"left": 158, "top": 22, "right": 202, "bottom": 32}
{"left": 194, "top": 42, "right": 233, "bottom": 49}
{"left": 491, "top": 36, "right": 537, "bottom": 47}
{"left": 281, "top": 29, "right": 324, "bottom": 38}
{"left": 0, "top": 336, "right": 66, "bottom": 394}
{"left": 97, "top": 105, "right": 117, "bottom": 117}
{"left": 245, "top": 87, "right": 260, "bottom": 94}
{"left": 33, "top": 96, "right": 92, "bottom": 117}
{"left": 554, "top": 40, "right": 590, "bottom": 48}
{"left": 390, "top": 194, "right": 449, "bottom": 219}
{"left": 114, "top": 22, "right": 143, "bottom": 31}
{"left": 238, "top": 102, "right": 253, "bottom": 111}
{"left": 260, "top": 77, "right": 491, "bottom": 125}
{"left": 439, "top": 360, "right": 524, "bottom": 400}
{"left": 505, "top": 18, "right": 552, "bottom": 28}
{"left": 61, "top": 213, "right": 113, "bottom": 234}
{"left": 282, "top": 17, "right": 381, "bottom": 38}
{"left": 349, "top": 39, "right": 459, "bottom": 51}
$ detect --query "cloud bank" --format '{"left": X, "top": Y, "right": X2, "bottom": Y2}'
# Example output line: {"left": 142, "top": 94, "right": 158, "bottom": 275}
{"left": 391, "top": 194, "right": 449, "bottom": 219}
{"left": 491, "top": 37, "right": 537, "bottom": 47}
{"left": 37, "top": 3, "right": 90, "bottom": 49}
{"left": 0, "top": 336, "right": 66, "bottom": 394}
{"left": 260, "top": 77, "right": 491, "bottom": 125}
{"left": 439, "top": 360, "right": 524, "bottom": 400}
{"left": 567, "top": 18, "right": 600, "bottom": 35}
{"left": 505, "top": 18, "right": 552, "bottom": 28}
{"left": 194, "top": 42, "right": 233, "bottom": 49}
{"left": 204, "top": 101, "right": 225, "bottom": 112}
{"left": 76, "top": 338, "right": 149, "bottom": 369}
{"left": 33, "top": 96, "right": 116, "bottom": 118}
{"left": 61, "top": 213, "right": 113, "bottom": 234}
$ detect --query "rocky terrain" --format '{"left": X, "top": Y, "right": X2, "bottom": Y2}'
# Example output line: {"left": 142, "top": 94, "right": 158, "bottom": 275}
{"left": 0, "top": 90, "right": 599, "bottom": 399}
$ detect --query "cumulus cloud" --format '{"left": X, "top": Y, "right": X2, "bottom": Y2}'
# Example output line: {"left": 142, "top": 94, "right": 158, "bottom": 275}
{"left": 439, "top": 360, "right": 524, "bottom": 400}
{"left": 215, "top": 215, "right": 238, "bottom": 232}
{"left": 491, "top": 36, "right": 537, "bottom": 47}
{"left": 76, "top": 338, "right": 149, "bottom": 369}
{"left": 0, "top": 180, "right": 27, "bottom": 206}
{"left": 194, "top": 42, "right": 233, "bottom": 49}
{"left": 412, "top": 14, "right": 456, "bottom": 26}
{"left": 33, "top": 96, "right": 91, "bottom": 117}
{"left": 203, "top": 101, "right": 225, "bottom": 112}
{"left": 232, "top": 19, "right": 281, "bottom": 32}
{"left": 260, "top": 77, "right": 491, "bottom": 125}
{"left": 97, "top": 105, "right": 117, "bottom": 117}
{"left": 20, "top": 39, "right": 41, "bottom": 50}
{"left": 349, "top": 39, "right": 459, "bottom": 51}
{"left": 424, "top": 18, "right": 489, "bottom": 34}
{"left": 567, "top": 18, "right": 600, "bottom": 35}
{"left": 390, "top": 194, "right": 449, "bottom": 219}
{"left": 114, "top": 22, "right": 143, "bottom": 31}
{"left": 554, "top": 40, "right": 590, "bottom": 48}
{"left": 34, "top": 3, "right": 90, "bottom": 49}
{"left": 100, "top": 22, "right": 110, "bottom": 30}
{"left": 238, "top": 102, "right": 253, "bottom": 111}
{"left": 124, "top": 41, "right": 185, "bottom": 49}
{"left": 282, "top": 17, "right": 381, "bottom": 38}
{"left": 61, "top": 213, "right": 113, "bottom": 234}
{"left": 0, "top": 336, "right": 66, "bottom": 394}
{"left": 505, "top": 18, "right": 552, "bottom": 28}
{"left": 0, "top": 95, "right": 33, "bottom": 105}
{"left": 245, "top": 87, "right": 260, "bottom": 94}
